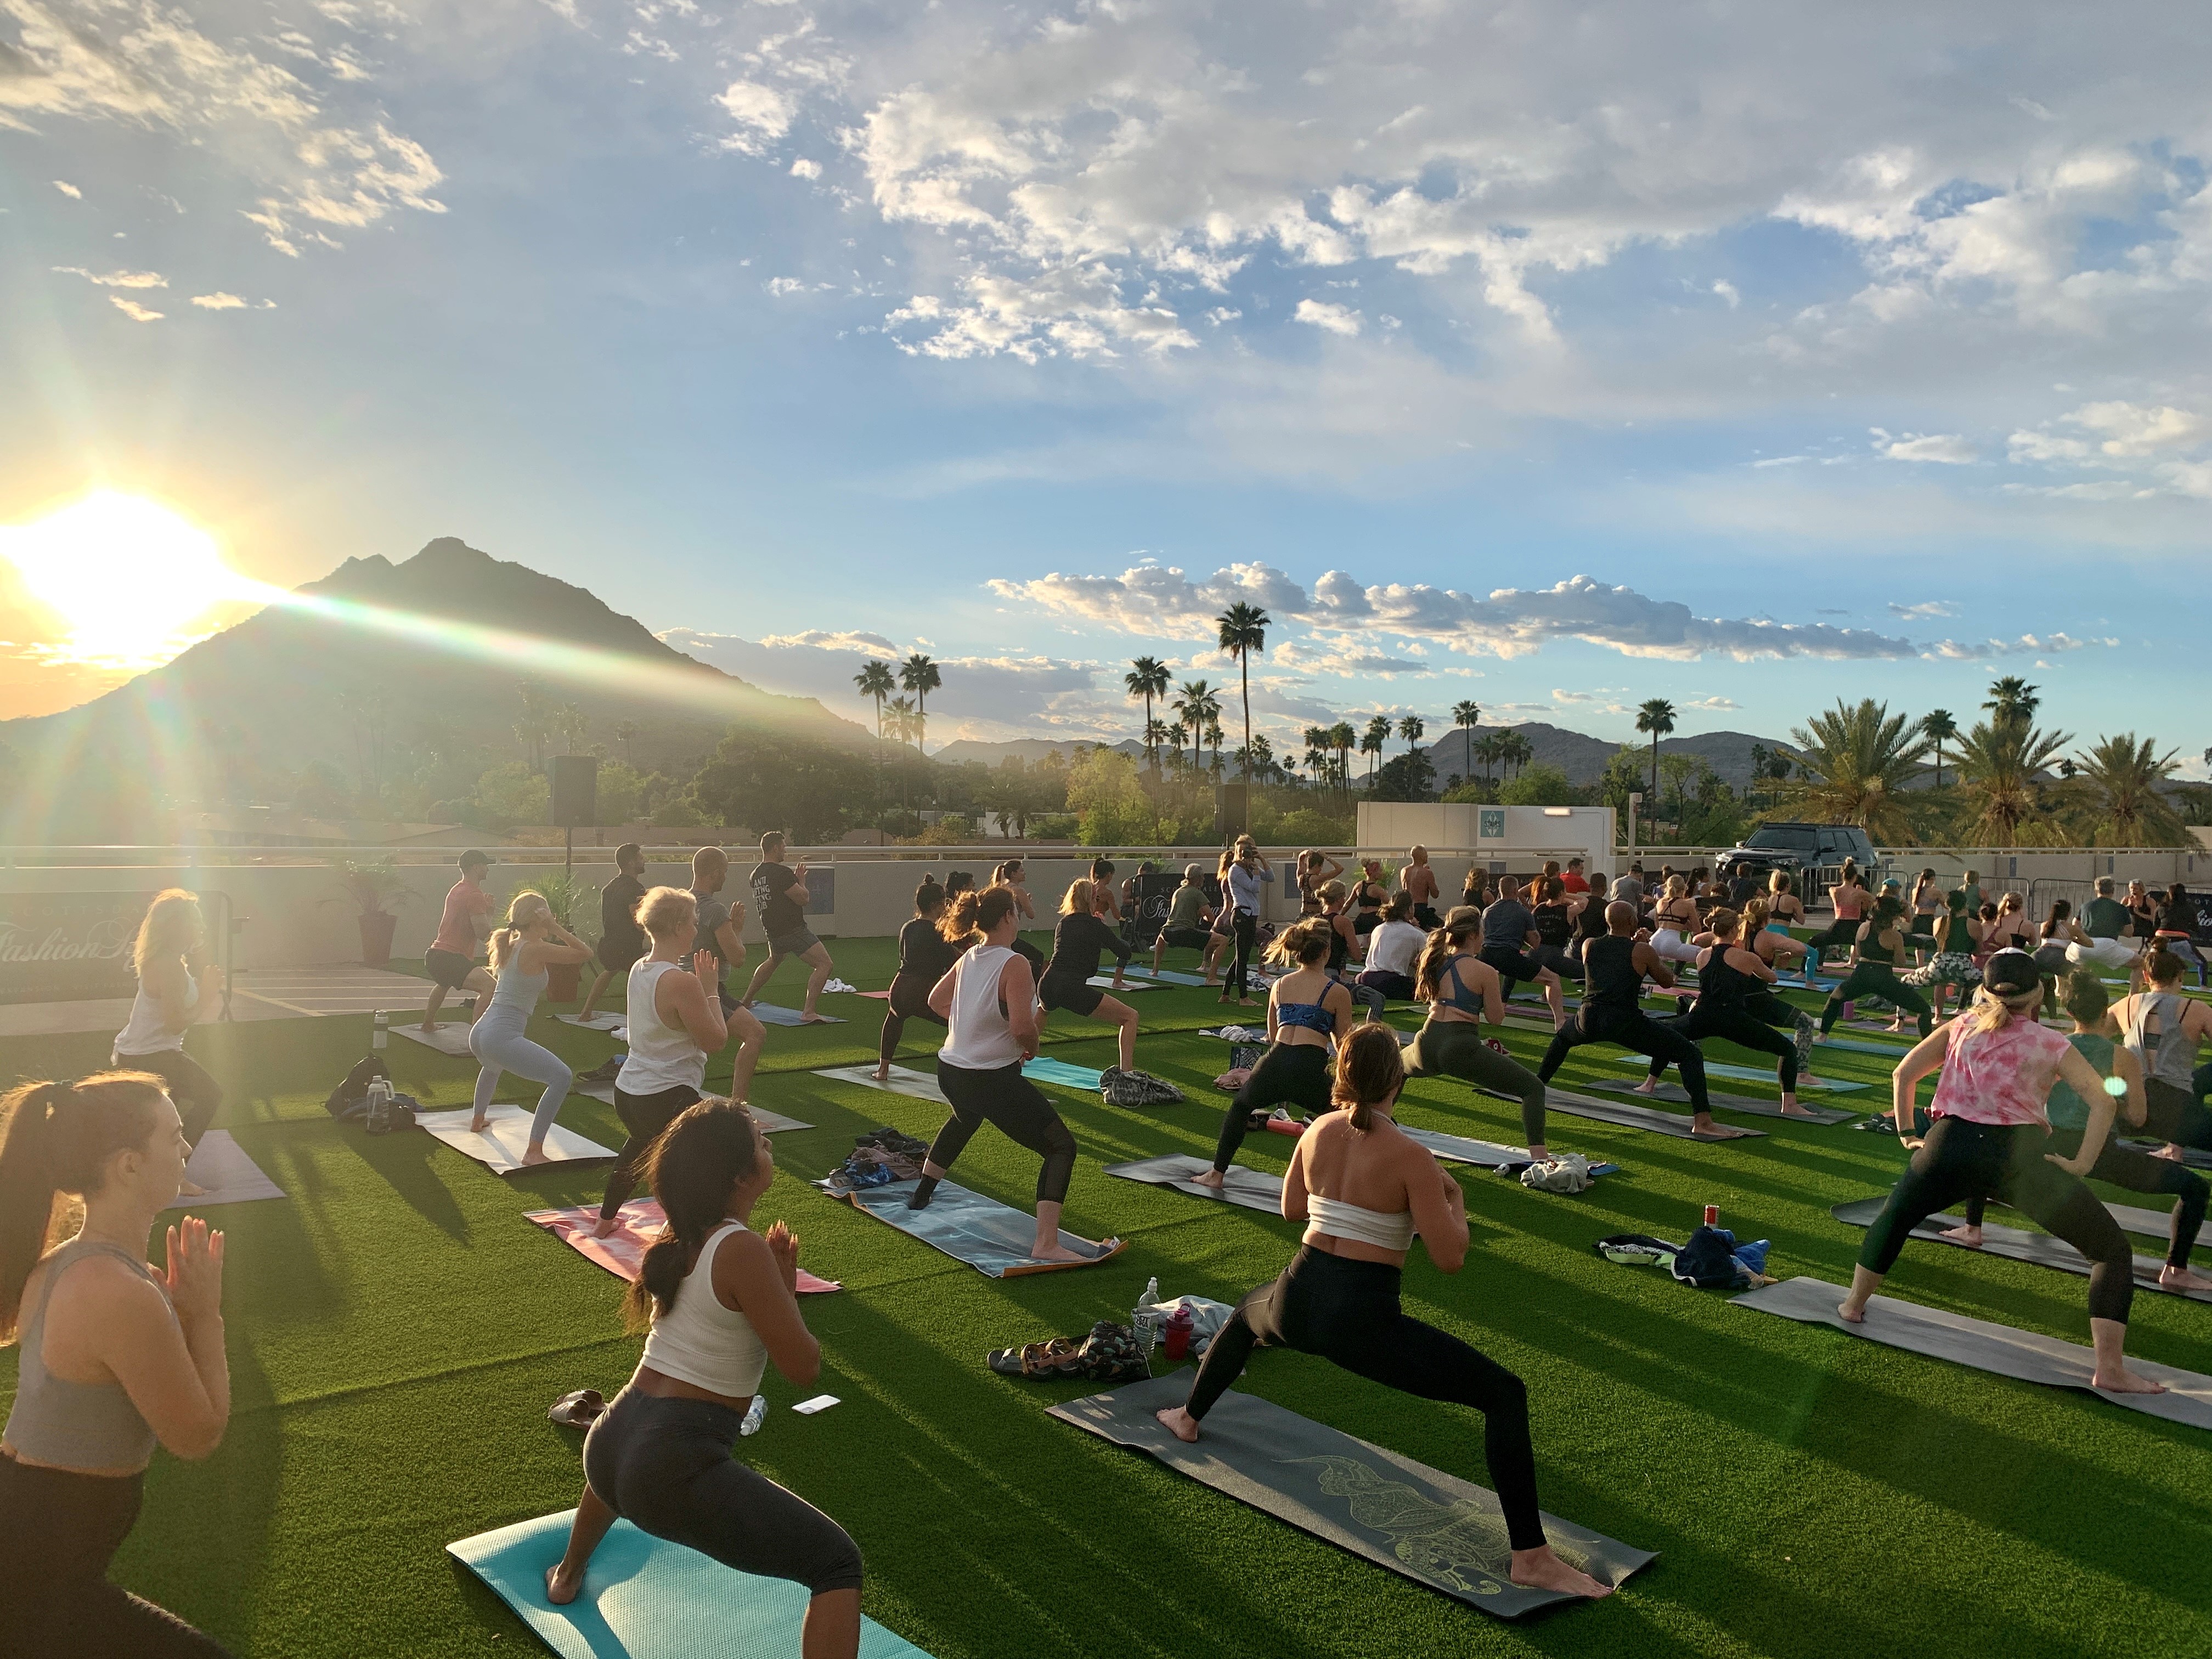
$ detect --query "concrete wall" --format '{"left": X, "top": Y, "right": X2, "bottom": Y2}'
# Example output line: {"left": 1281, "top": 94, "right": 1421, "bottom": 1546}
{"left": 1355, "top": 803, "right": 1618, "bottom": 883}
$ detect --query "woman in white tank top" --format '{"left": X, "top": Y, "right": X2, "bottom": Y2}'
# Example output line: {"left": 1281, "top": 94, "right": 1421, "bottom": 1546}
{"left": 904, "top": 886, "right": 1117, "bottom": 1265}
{"left": 1155, "top": 1025, "right": 1616, "bottom": 1604}
{"left": 111, "top": 889, "right": 226, "bottom": 1197}
{"left": 549, "top": 1099, "right": 865, "bottom": 1652}
{"left": 594, "top": 888, "right": 736, "bottom": 1239}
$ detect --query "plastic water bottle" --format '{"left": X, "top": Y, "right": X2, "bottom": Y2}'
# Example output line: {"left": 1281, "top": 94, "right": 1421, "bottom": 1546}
{"left": 373, "top": 1009, "right": 388, "bottom": 1052}
{"left": 364, "top": 1076, "right": 393, "bottom": 1135}
{"left": 1135, "top": 1276, "right": 1160, "bottom": 1348}
{"left": 740, "top": 1395, "right": 766, "bottom": 1437}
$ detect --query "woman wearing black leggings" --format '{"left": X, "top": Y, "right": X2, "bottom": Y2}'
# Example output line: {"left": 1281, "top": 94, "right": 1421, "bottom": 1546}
{"left": 1817, "top": 896, "right": 1932, "bottom": 1039}
{"left": 874, "top": 879, "right": 959, "bottom": 1077}
{"left": 1199, "top": 920, "right": 1355, "bottom": 1186}
{"left": 1158, "top": 1026, "right": 1612, "bottom": 1602}
{"left": 906, "top": 887, "right": 1115, "bottom": 1263}
{"left": 1842, "top": 951, "right": 2165, "bottom": 1394}
{"left": 1635, "top": 909, "right": 1813, "bottom": 1116}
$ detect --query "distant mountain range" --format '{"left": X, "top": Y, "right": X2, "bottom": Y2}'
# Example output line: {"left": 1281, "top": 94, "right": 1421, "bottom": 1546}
{"left": 930, "top": 736, "right": 1146, "bottom": 766}
{"left": 1421, "top": 721, "right": 1797, "bottom": 789}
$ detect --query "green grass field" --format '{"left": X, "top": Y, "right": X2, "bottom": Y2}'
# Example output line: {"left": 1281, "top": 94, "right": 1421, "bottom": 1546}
{"left": 5, "top": 936, "right": 2210, "bottom": 1658}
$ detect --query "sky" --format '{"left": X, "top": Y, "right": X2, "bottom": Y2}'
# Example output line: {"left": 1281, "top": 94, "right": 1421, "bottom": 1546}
{"left": 3, "top": 0, "right": 2210, "bottom": 768}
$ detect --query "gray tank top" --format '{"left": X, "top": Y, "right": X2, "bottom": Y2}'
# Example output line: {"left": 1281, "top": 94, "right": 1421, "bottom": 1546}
{"left": 482, "top": 955, "right": 548, "bottom": 1023}
{"left": 2125, "top": 991, "right": 2200, "bottom": 1090}
{"left": 2, "top": 1237, "right": 164, "bottom": 1470}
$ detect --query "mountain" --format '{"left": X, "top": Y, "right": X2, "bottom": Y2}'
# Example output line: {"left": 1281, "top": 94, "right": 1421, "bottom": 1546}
{"left": 1421, "top": 721, "right": 1799, "bottom": 789}
{"left": 0, "top": 538, "right": 869, "bottom": 839}
{"left": 930, "top": 736, "right": 1147, "bottom": 766}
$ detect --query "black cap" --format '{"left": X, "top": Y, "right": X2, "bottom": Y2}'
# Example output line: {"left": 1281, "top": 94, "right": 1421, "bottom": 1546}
{"left": 1982, "top": 949, "right": 2042, "bottom": 997}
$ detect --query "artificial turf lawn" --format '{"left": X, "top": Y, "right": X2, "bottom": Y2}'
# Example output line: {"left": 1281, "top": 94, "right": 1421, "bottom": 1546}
{"left": 4, "top": 933, "right": 2212, "bottom": 1658}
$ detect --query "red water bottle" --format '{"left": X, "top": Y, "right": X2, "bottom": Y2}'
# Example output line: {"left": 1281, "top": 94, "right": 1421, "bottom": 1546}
{"left": 1164, "top": 1305, "right": 1194, "bottom": 1361}
{"left": 1703, "top": 1204, "right": 1719, "bottom": 1228}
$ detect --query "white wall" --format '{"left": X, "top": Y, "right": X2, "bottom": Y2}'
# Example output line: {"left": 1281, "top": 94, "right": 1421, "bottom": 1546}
{"left": 1355, "top": 803, "right": 1617, "bottom": 883}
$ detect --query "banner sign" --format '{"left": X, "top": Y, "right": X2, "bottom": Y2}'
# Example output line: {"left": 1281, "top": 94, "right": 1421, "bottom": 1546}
{"left": 0, "top": 891, "right": 156, "bottom": 1005}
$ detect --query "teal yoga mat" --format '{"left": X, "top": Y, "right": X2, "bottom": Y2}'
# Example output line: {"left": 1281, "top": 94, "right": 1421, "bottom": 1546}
{"left": 1022, "top": 1056, "right": 1103, "bottom": 1090}
{"left": 813, "top": 1173, "right": 1126, "bottom": 1277}
{"left": 1817, "top": 1035, "right": 1914, "bottom": 1057}
{"left": 449, "top": 1511, "right": 930, "bottom": 1659}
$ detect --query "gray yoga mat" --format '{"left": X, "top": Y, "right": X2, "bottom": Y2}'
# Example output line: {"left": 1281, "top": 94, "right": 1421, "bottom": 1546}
{"left": 814, "top": 1175, "right": 1124, "bottom": 1278}
{"left": 749, "top": 1003, "right": 845, "bottom": 1026}
{"left": 1828, "top": 1197, "right": 2211, "bottom": 1304}
{"left": 814, "top": 1063, "right": 950, "bottom": 1105}
{"left": 2119, "top": 1138, "right": 2212, "bottom": 1170}
{"left": 1732, "top": 1275, "right": 2212, "bottom": 1430}
{"left": 1815, "top": 1035, "right": 1914, "bottom": 1057}
{"left": 1049, "top": 1372, "right": 1654, "bottom": 1615}
{"left": 1586, "top": 1079, "right": 1858, "bottom": 1125}
{"left": 1105, "top": 1154, "right": 1285, "bottom": 1214}
{"left": 390, "top": 1022, "right": 476, "bottom": 1058}
{"left": 1399, "top": 1126, "right": 1539, "bottom": 1167}
{"left": 1601, "top": 1054, "right": 1864, "bottom": 1092}
{"left": 1543, "top": 1090, "right": 1765, "bottom": 1141}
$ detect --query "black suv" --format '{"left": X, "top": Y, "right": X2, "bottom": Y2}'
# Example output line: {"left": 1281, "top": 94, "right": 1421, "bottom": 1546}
{"left": 1723, "top": 823, "right": 1877, "bottom": 897}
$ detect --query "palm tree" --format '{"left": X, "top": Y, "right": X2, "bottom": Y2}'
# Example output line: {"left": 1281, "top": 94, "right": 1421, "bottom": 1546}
{"left": 1125, "top": 656, "right": 1170, "bottom": 766}
{"left": 899, "top": 653, "right": 941, "bottom": 757}
{"left": 1782, "top": 699, "right": 1929, "bottom": 844}
{"left": 1165, "top": 721, "right": 1187, "bottom": 773}
{"left": 1215, "top": 603, "right": 1270, "bottom": 783}
{"left": 884, "top": 696, "right": 918, "bottom": 808}
{"left": 1143, "top": 717, "right": 1169, "bottom": 760}
{"left": 1921, "top": 708, "right": 1958, "bottom": 790}
{"left": 1361, "top": 714, "right": 1391, "bottom": 782}
{"left": 1953, "top": 715, "right": 2073, "bottom": 846}
{"left": 1328, "top": 721, "right": 1357, "bottom": 803}
{"left": 855, "top": 659, "right": 896, "bottom": 793}
{"left": 1503, "top": 730, "right": 1533, "bottom": 781}
{"left": 1397, "top": 713, "right": 1424, "bottom": 759}
{"left": 612, "top": 720, "right": 640, "bottom": 765}
{"left": 1450, "top": 700, "right": 1480, "bottom": 782}
{"left": 1635, "top": 698, "right": 1676, "bottom": 830}
{"left": 1983, "top": 677, "right": 2039, "bottom": 727}
{"left": 1205, "top": 721, "right": 1225, "bottom": 776}
{"left": 2075, "top": 734, "right": 2188, "bottom": 847}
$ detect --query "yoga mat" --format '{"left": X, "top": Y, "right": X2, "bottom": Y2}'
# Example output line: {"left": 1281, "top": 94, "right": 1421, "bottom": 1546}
{"left": 1829, "top": 1198, "right": 2211, "bottom": 1304}
{"left": 1087, "top": 976, "right": 1155, "bottom": 991}
{"left": 448, "top": 1511, "right": 930, "bottom": 1659}
{"left": 1816, "top": 1035, "right": 1914, "bottom": 1057}
{"left": 165, "top": 1131, "right": 285, "bottom": 1209}
{"left": 415, "top": 1105, "right": 618, "bottom": 1175}
{"left": 391, "top": 1022, "right": 476, "bottom": 1058}
{"left": 1586, "top": 1079, "right": 1858, "bottom": 1125}
{"left": 815, "top": 1175, "right": 1125, "bottom": 1278}
{"left": 554, "top": 1012, "right": 627, "bottom": 1032}
{"left": 1601, "top": 1055, "right": 1865, "bottom": 1092}
{"left": 2119, "top": 1138, "right": 2212, "bottom": 1169}
{"left": 1023, "top": 1057, "right": 1104, "bottom": 1091}
{"left": 524, "top": 1199, "right": 839, "bottom": 1291}
{"left": 814, "top": 1063, "right": 950, "bottom": 1105}
{"left": 855, "top": 989, "right": 893, "bottom": 1000}
{"left": 1049, "top": 1373, "right": 1654, "bottom": 1615}
{"left": 1543, "top": 1090, "right": 1764, "bottom": 1141}
{"left": 1133, "top": 967, "right": 1211, "bottom": 986}
{"left": 1732, "top": 1276, "right": 2212, "bottom": 1429}
{"left": 1105, "top": 1154, "right": 1286, "bottom": 1214}
{"left": 566, "top": 1079, "right": 811, "bottom": 1133}
{"left": 747, "top": 1003, "right": 845, "bottom": 1026}
{"left": 1399, "top": 1127, "right": 1539, "bottom": 1168}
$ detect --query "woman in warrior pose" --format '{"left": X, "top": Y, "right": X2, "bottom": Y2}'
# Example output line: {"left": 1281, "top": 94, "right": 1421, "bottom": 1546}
{"left": 1404, "top": 908, "right": 1553, "bottom": 1158}
{"left": 2113, "top": 948, "right": 2212, "bottom": 1161}
{"left": 467, "top": 891, "right": 594, "bottom": 1164}
{"left": 1816, "top": 894, "right": 1933, "bottom": 1042}
{"left": 1195, "top": 920, "right": 1355, "bottom": 1189}
{"left": 1156, "top": 1025, "right": 1612, "bottom": 1602}
{"left": 1633, "top": 907, "right": 1813, "bottom": 1116}
{"left": 873, "top": 879, "right": 960, "bottom": 1081}
{"left": 1036, "top": 880, "right": 1141, "bottom": 1076}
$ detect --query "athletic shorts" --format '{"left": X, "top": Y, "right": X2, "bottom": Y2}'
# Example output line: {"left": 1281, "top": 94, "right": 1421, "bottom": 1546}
{"left": 424, "top": 948, "right": 477, "bottom": 989}
{"left": 1039, "top": 974, "right": 1105, "bottom": 1018}
{"left": 767, "top": 928, "right": 821, "bottom": 958}
{"left": 1479, "top": 944, "right": 1545, "bottom": 983}
{"left": 1160, "top": 924, "right": 1214, "bottom": 951}
{"left": 598, "top": 935, "right": 646, "bottom": 975}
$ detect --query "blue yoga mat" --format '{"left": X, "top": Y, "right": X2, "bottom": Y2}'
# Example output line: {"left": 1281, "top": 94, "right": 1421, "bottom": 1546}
{"left": 1022, "top": 1056, "right": 1103, "bottom": 1090}
{"left": 1818, "top": 1035, "right": 1912, "bottom": 1057}
{"left": 1604, "top": 1056, "right": 1865, "bottom": 1092}
{"left": 815, "top": 1173, "right": 1125, "bottom": 1277}
{"left": 448, "top": 1512, "right": 930, "bottom": 1658}
{"left": 1135, "top": 967, "right": 1212, "bottom": 986}
{"left": 748, "top": 1003, "right": 845, "bottom": 1026}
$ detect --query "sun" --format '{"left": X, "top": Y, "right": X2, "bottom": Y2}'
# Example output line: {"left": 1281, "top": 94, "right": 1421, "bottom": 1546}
{"left": 0, "top": 491, "right": 248, "bottom": 669}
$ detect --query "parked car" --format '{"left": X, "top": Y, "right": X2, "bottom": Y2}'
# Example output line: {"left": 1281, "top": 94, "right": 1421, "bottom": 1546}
{"left": 1722, "top": 823, "right": 1877, "bottom": 901}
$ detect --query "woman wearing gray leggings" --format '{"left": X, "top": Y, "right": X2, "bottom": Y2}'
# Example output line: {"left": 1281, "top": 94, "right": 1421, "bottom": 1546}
{"left": 1403, "top": 906, "right": 1553, "bottom": 1156}
{"left": 467, "top": 891, "right": 592, "bottom": 1165}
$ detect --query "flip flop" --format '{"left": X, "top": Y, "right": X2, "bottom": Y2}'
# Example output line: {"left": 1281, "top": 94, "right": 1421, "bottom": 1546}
{"left": 548, "top": 1388, "right": 606, "bottom": 1428}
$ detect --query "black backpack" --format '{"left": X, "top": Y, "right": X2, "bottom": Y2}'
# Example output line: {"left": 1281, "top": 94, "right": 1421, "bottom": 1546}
{"left": 326, "top": 1055, "right": 420, "bottom": 1130}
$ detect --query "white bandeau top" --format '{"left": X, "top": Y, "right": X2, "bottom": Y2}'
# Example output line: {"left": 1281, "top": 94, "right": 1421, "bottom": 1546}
{"left": 1306, "top": 1194, "right": 1416, "bottom": 1251}
{"left": 639, "top": 1221, "right": 770, "bottom": 1397}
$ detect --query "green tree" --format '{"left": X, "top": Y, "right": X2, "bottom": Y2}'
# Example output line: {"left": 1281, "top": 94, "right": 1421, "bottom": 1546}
{"left": 1214, "top": 605, "right": 1269, "bottom": 782}
{"left": 2075, "top": 733, "right": 2188, "bottom": 847}
{"left": 1635, "top": 698, "right": 1676, "bottom": 831}
{"left": 1368, "top": 748, "right": 1436, "bottom": 803}
{"left": 1449, "top": 700, "right": 1480, "bottom": 785}
{"left": 899, "top": 653, "right": 941, "bottom": 757}
{"left": 1064, "top": 747, "right": 1154, "bottom": 845}
{"left": 1361, "top": 714, "right": 1391, "bottom": 782}
{"left": 595, "top": 761, "right": 647, "bottom": 824}
{"left": 1328, "top": 722, "right": 1356, "bottom": 803}
{"left": 1172, "top": 681, "right": 1220, "bottom": 771}
{"left": 1921, "top": 708, "right": 1959, "bottom": 790}
{"left": 1498, "top": 762, "right": 1575, "bottom": 806}
{"left": 689, "top": 729, "right": 876, "bottom": 842}
{"left": 1781, "top": 699, "right": 1928, "bottom": 843}
{"left": 475, "top": 760, "right": 550, "bottom": 827}
{"left": 1125, "top": 657, "right": 1171, "bottom": 765}
{"left": 1397, "top": 713, "right": 1425, "bottom": 757}
{"left": 1983, "top": 677, "right": 2040, "bottom": 727}
{"left": 1951, "top": 715, "right": 2073, "bottom": 847}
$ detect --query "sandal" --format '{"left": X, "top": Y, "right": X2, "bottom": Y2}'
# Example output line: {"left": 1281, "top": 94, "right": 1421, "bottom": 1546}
{"left": 548, "top": 1388, "right": 606, "bottom": 1428}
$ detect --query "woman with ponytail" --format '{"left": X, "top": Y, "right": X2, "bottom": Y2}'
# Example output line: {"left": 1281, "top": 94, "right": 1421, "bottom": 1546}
{"left": 1194, "top": 919, "right": 1355, "bottom": 1189}
{"left": 0, "top": 1073, "right": 234, "bottom": 1654}
{"left": 2113, "top": 946, "right": 2212, "bottom": 1159}
{"left": 874, "top": 878, "right": 959, "bottom": 1080}
{"left": 466, "top": 890, "right": 594, "bottom": 1165}
{"left": 1156, "top": 1026, "right": 1612, "bottom": 1602}
{"left": 1843, "top": 951, "right": 2160, "bottom": 1392}
{"left": 907, "top": 887, "right": 1115, "bottom": 1262}
{"left": 550, "top": 1100, "right": 863, "bottom": 1654}
{"left": 112, "top": 888, "right": 225, "bottom": 1195}
{"left": 1404, "top": 907, "right": 1552, "bottom": 1155}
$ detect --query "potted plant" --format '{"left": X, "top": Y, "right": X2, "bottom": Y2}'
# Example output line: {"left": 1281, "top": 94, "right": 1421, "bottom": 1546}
{"left": 529, "top": 869, "right": 601, "bottom": 1003}
{"left": 334, "top": 859, "right": 409, "bottom": 968}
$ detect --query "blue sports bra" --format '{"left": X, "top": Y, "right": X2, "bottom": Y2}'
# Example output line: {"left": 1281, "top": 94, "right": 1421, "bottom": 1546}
{"left": 1276, "top": 1001, "right": 1338, "bottom": 1035}
{"left": 1441, "top": 957, "right": 1484, "bottom": 1015}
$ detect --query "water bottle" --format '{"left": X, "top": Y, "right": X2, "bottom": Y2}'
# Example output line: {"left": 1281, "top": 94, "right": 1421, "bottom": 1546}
{"left": 1135, "top": 1276, "right": 1160, "bottom": 1348}
{"left": 364, "top": 1076, "right": 393, "bottom": 1136}
{"left": 1703, "top": 1204, "right": 1719, "bottom": 1229}
{"left": 373, "top": 1009, "right": 388, "bottom": 1052}
{"left": 740, "top": 1395, "right": 766, "bottom": 1437}
{"left": 1163, "top": 1305, "right": 1194, "bottom": 1361}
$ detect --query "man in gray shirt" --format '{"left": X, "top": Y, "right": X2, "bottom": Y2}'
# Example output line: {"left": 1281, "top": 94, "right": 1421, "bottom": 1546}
{"left": 1477, "top": 877, "right": 1565, "bottom": 1025}
{"left": 1609, "top": 864, "right": 1646, "bottom": 909}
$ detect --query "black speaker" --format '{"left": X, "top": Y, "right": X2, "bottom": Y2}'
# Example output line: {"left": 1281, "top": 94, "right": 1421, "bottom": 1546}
{"left": 550, "top": 755, "right": 599, "bottom": 828}
{"left": 1216, "top": 782, "right": 1249, "bottom": 839}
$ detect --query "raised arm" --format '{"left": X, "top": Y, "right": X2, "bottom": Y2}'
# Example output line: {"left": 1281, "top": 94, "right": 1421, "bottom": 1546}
{"left": 1001, "top": 953, "right": 1040, "bottom": 1055}
{"left": 663, "top": 958, "right": 733, "bottom": 1051}
{"left": 1890, "top": 1026, "right": 1949, "bottom": 1141}
{"left": 1404, "top": 1146, "right": 1469, "bottom": 1273}
{"left": 715, "top": 1225, "right": 820, "bottom": 1387}
{"left": 1729, "top": 945, "right": 1778, "bottom": 983}
{"left": 82, "top": 1222, "right": 230, "bottom": 1460}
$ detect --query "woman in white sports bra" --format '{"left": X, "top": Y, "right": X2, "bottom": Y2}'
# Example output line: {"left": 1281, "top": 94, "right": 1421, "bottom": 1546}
{"left": 550, "top": 1099, "right": 864, "bottom": 1655}
{"left": 1155, "top": 1026, "right": 1614, "bottom": 1602}
{"left": 1647, "top": 876, "right": 1702, "bottom": 966}
{"left": 111, "top": 889, "right": 227, "bottom": 1196}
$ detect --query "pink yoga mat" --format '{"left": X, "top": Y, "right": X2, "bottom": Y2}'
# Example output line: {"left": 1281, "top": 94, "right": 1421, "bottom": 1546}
{"left": 524, "top": 1199, "right": 840, "bottom": 1293}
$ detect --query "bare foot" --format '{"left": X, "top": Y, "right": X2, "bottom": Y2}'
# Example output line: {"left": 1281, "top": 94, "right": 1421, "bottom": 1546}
{"left": 590, "top": 1216, "right": 620, "bottom": 1240}
{"left": 2092, "top": 1365, "right": 2168, "bottom": 1395}
{"left": 1155, "top": 1406, "right": 1200, "bottom": 1443}
{"left": 871, "top": 1064, "right": 891, "bottom": 1081}
{"left": 1631, "top": 1079, "right": 1660, "bottom": 1096}
{"left": 2152, "top": 1144, "right": 2187, "bottom": 1163}
{"left": 801, "top": 1014, "right": 833, "bottom": 1025}
{"left": 1799, "top": 1072, "right": 1826, "bottom": 1088}
{"left": 1778, "top": 1099, "right": 1814, "bottom": 1116}
{"left": 1939, "top": 1224, "right": 1983, "bottom": 1248}
{"left": 1838, "top": 1298, "right": 1867, "bottom": 1324}
{"left": 420, "top": 1020, "right": 439, "bottom": 1032}
{"left": 2158, "top": 1264, "right": 2212, "bottom": 1292}
{"left": 1029, "top": 1241, "right": 1096, "bottom": 1263}
{"left": 546, "top": 1564, "right": 583, "bottom": 1606}
{"left": 1508, "top": 1545, "right": 1613, "bottom": 1599}
{"left": 521, "top": 1144, "right": 554, "bottom": 1166}
{"left": 468, "top": 1114, "right": 490, "bottom": 1133}
{"left": 1189, "top": 1169, "right": 1226, "bottom": 1189}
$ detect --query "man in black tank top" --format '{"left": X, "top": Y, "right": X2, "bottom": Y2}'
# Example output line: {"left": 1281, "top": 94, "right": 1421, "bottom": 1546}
{"left": 1633, "top": 911, "right": 1810, "bottom": 1121}
{"left": 1535, "top": 903, "right": 1752, "bottom": 1137}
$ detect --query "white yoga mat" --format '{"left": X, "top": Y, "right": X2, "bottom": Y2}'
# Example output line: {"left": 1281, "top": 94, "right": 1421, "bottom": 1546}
{"left": 165, "top": 1131, "right": 285, "bottom": 1209}
{"left": 749, "top": 1004, "right": 845, "bottom": 1026}
{"left": 814, "top": 1063, "right": 950, "bottom": 1105}
{"left": 555, "top": 1012, "right": 627, "bottom": 1032}
{"left": 390, "top": 1023, "right": 477, "bottom": 1059}
{"left": 415, "top": 1105, "right": 617, "bottom": 1175}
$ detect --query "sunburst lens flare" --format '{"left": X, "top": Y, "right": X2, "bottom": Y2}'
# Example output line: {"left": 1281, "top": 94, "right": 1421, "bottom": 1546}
{"left": 0, "top": 491, "right": 252, "bottom": 670}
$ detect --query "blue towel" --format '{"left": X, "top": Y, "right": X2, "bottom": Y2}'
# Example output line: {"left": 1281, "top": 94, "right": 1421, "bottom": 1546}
{"left": 448, "top": 1512, "right": 930, "bottom": 1659}
{"left": 1023, "top": 1056, "right": 1104, "bottom": 1090}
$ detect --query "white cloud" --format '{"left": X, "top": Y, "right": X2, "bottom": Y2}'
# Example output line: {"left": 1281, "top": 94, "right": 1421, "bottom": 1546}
{"left": 1294, "top": 298, "right": 1362, "bottom": 337}
{"left": 2005, "top": 399, "right": 2212, "bottom": 500}
{"left": 716, "top": 81, "right": 793, "bottom": 154}
{"left": 1926, "top": 633, "right": 2094, "bottom": 659}
{"left": 53, "top": 266, "right": 166, "bottom": 289}
{"left": 1684, "top": 696, "right": 1741, "bottom": 710}
{"left": 1872, "top": 428, "right": 1978, "bottom": 464}
{"left": 52, "top": 179, "right": 81, "bottom": 198}
{"left": 1887, "top": 600, "right": 1959, "bottom": 619}
{"left": 108, "top": 296, "right": 161, "bottom": 321}
{"left": 1711, "top": 279, "right": 1740, "bottom": 308}
{"left": 190, "top": 292, "right": 246, "bottom": 309}
{"left": 790, "top": 157, "right": 822, "bottom": 180}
